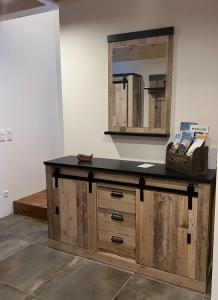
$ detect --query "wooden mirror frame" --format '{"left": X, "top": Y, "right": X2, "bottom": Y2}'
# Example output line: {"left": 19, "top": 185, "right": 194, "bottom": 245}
{"left": 105, "top": 27, "right": 174, "bottom": 137}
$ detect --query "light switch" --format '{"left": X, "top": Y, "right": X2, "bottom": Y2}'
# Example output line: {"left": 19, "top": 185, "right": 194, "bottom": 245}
{"left": 0, "top": 129, "right": 6, "bottom": 142}
{"left": 6, "top": 129, "right": 12, "bottom": 141}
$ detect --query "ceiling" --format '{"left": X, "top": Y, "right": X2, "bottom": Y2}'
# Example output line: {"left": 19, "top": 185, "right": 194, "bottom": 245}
{"left": 0, "top": 0, "right": 78, "bottom": 17}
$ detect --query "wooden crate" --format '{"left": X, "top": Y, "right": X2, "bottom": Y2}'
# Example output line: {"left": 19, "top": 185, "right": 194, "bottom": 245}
{"left": 166, "top": 142, "right": 208, "bottom": 176}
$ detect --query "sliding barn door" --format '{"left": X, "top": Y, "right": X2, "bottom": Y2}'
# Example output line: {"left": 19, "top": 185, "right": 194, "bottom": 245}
{"left": 136, "top": 190, "right": 198, "bottom": 279}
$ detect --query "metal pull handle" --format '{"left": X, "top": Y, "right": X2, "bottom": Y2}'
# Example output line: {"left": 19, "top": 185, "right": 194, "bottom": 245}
{"left": 187, "top": 233, "right": 191, "bottom": 244}
{"left": 111, "top": 236, "right": 124, "bottom": 244}
{"left": 111, "top": 191, "right": 123, "bottom": 198}
{"left": 55, "top": 206, "right": 59, "bottom": 215}
{"left": 111, "top": 213, "right": 124, "bottom": 222}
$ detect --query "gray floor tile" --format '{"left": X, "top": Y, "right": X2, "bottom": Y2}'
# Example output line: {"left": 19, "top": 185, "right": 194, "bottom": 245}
{"left": 0, "top": 218, "right": 48, "bottom": 244}
{"left": 0, "top": 235, "right": 30, "bottom": 262}
{"left": 115, "top": 275, "right": 204, "bottom": 300}
{"left": 24, "top": 295, "right": 40, "bottom": 300}
{"left": 35, "top": 257, "right": 131, "bottom": 300}
{"left": 0, "top": 214, "right": 29, "bottom": 230}
{"left": 0, "top": 244, "right": 73, "bottom": 293}
{"left": 0, "top": 281, "right": 27, "bottom": 300}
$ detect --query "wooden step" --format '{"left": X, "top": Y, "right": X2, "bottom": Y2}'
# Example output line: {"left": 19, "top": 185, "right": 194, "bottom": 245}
{"left": 13, "top": 191, "right": 47, "bottom": 220}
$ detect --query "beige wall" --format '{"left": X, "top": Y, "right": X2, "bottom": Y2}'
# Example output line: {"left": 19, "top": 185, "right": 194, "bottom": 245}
{"left": 0, "top": 10, "right": 63, "bottom": 217}
{"left": 59, "top": 0, "right": 218, "bottom": 165}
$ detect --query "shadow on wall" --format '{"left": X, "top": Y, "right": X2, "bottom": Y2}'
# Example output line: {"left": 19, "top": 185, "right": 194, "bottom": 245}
{"left": 110, "top": 136, "right": 170, "bottom": 163}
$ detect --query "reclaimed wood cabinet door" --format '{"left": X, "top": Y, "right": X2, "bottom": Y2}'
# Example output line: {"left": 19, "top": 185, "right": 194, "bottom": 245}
{"left": 47, "top": 176, "right": 97, "bottom": 251}
{"left": 136, "top": 190, "right": 198, "bottom": 279}
{"left": 113, "top": 81, "right": 128, "bottom": 127}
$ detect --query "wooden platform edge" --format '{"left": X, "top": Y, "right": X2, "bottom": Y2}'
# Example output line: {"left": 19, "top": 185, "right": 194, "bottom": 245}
{"left": 13, "top": 190, "right": 47, "bottom": 220}
{"left": 48, "top": 239, "right": 206, "bottom": 293}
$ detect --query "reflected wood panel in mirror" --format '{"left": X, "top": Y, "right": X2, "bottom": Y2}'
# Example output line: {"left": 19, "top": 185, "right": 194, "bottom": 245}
{"left": 106, "top": 27, "right": 174, "bottom": 137}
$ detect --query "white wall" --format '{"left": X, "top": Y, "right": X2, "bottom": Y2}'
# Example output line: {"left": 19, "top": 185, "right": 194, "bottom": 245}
{"left": 59, "top": 0, "right": 218, "bottom": 166}
{"left": 0, "top": 10, "right": 64, "bottom": 218}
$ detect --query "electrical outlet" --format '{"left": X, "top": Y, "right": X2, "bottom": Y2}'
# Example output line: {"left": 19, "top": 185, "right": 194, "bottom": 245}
{"left": 0, "top": 129, "right": 6, "bottom": 142}
{"left": 2, "top": 190, "right": 9, "bottom": 198}
{"left": 6, "top": 129, "right": 12, "bottom": 142}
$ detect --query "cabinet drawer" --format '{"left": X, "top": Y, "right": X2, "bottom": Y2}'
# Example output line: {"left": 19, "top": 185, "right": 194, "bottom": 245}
{"left": 97, "top": 186, "right": 136, "bottom": 214}
{"left": 98, "top": 208, "right": 135, "bottom": 237}
{"left": 98, "top": 229, "right": 136, "bottom": 259}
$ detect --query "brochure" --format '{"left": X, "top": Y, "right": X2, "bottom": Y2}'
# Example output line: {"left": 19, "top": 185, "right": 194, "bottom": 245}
{"left": 190, "top": 125, "right": 209, "bottom": 135}
{"left": 171, "top": 133, "right": 182, "bottom": 153}
{"left": 178, "top": 131, "right": 194, "bottom": 154}
{"left": 180, "top": 122, "right": 198, "bottom": 132}
{"left": 186, "top": 134, "right": 207, "bottom": 157}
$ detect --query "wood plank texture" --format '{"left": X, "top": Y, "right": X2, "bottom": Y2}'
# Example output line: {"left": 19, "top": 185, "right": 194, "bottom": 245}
{"left": 98, "top": 186, "right": 136, "bottom": 214}
{"left": 113, "top": 43, "right": 167, "bottom": 62}
{"left": 46, "top": 166, "right": 61, "bottom": 241}
{"left": 87, "top": 183, "right": 98, "bottom": 251}
{"left": 113, "top": 81, "right": 128, "bottom": 127}
{"left": 46, "top": 165, "right": 214, "bottom": 293}
{"left": 98, "top": 208, "right": 135, "bottom": 237}
{"left": 98, "top": 229, "right": 136, "bottom": 259}
{"left": 13, "top": 190, "right": 47, "bottom": 220}
{"left": 137, "top": 190, "right": 199, "bottom": 279}
{"left": 59, "top": 179, "right": 88, "bottom": 248}
{"left": 59, "top": 179, "right": 78, "bottom": 245}
{"left": 195, "top": 184, "right": 211, "bottom": 281}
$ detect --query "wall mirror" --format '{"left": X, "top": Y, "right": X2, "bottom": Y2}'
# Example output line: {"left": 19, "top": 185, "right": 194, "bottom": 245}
{"left": 105, "top": 27, "right": 174, "bottom": 137}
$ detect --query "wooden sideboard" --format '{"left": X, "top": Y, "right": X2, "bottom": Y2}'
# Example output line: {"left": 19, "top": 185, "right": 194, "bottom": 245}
{"left": 44, "top": 156, "right": 216, "bottom": 293}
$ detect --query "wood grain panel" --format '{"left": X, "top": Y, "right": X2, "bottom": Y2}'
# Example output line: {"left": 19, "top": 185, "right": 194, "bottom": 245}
{"left": 128, "top": 75, "right": 143, "bottom": 127}
{"left": 76, "top": 180, "right": 88, "bottom": 248}
{"left": 13, "top": 190, "right": 47, "bottom": 220}
{"left": 59, "top": 179, "right": 78, "bottom": 245}
{"left": 145, "top": 178, "right": 198, "bottom": 192}
{"left": 153, "top": 191, "right": 178, "bottom": 272}
{"left": 188, "top": 197, "right": 198, "bottom": 278}
{"left": 195, "top": 184, "right": 211, "bottom": 281}
{"left": 113, "top": 82, "right": 128, "bottom": 127}
{"left": 136, "top": 189, "right": 153, "bottom": 265}
{"left": 108, "top": 43, "right": 114, "bottom": 130}
{"left": 113, "top": 43, "right": 167, "bottom": 62}
{"left": 98, "top": 229, "right": 135, "bottom": 259}
{"left": 98, "top": 186, "right": 136, "bottom": 214}
{"left": 87, "top": 183, "right": 98, "bottom": 251}
{"left": 165, "top": 35, "right": 174, "bottom": 132}
{"left": 138, "top": 189, "right": 198, "bottom": 279}
{"left": 46, "top": 166, "right": 61, "bottom": 241}
{"left": 95, "top": 173, "right": 139, "bottom": 185}
{"left": 98, "top": 208, "right": 135, "bottom": 237}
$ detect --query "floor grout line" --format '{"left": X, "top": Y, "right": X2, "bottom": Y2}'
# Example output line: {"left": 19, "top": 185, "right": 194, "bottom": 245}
{"left": 111, "top": 273, "right": 134, "bottom": 300}
{"left": 0, "top": 279, "right": 28, "bottom": 294}
{"left": 0, "top": 215, "right": 211, "bottom": 300}
{"left": 30, "top": 256, "right": 76, "bottom": 296}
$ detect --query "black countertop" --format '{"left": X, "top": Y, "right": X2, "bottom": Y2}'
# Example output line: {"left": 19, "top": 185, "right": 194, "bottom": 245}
{"left": 44, "top": 156, "right": 216, "bottom": 183}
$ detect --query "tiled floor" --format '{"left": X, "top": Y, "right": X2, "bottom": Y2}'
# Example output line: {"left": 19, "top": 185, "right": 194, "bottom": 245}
{"left": 0, "top": 214, "right": 211, "bottom": 300}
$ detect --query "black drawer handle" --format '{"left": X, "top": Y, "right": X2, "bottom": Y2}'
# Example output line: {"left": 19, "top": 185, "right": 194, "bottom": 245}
{"left": 111, "top": 236, "right": 124, "bottom": 244}
{"left": 111, "top": 213, "right": 124, "bottom": 222}
{"left": 111, "top": 191, "right": 123, "bottom": 198}
{"left": 55, "top": 206, "right": 59, "bottom": 215}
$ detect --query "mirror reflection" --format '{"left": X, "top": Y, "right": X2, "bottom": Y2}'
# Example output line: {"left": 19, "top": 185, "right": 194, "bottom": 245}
{"left": 112, "top": 42, "right": 167, "bottom": 129}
